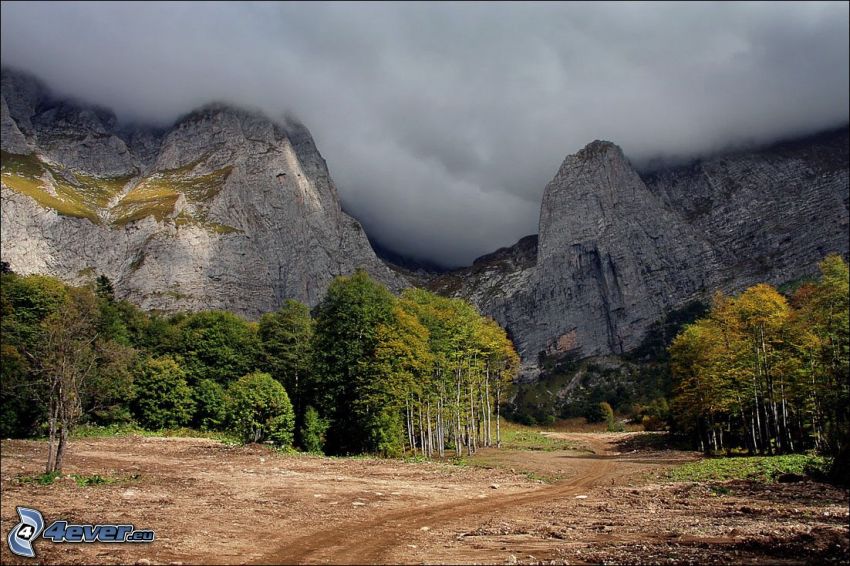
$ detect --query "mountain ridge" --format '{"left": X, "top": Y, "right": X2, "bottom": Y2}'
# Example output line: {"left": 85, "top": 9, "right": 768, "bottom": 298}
{"left": 427, "top": 125, "right": 849, "bottom": 377}
{"left": 0, "top": 67, "right": 403, "bottom": 316}
{"left": 2, "top": 67, "right": 847, "bottom": 378}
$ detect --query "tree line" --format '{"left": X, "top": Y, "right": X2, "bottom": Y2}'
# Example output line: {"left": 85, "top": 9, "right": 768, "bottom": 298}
{"left": 669, "top": 255, "right": 849, "bottom": 459}
{"left": 1, "top": 266, "right": 518, "bottom": 471}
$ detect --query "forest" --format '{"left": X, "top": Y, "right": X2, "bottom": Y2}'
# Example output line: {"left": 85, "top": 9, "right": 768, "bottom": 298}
{"left": 0, "top": 266, "right": 518, "bottom": 472}
{"left": 669, "top": 255, "right": 849, "bottom": 461}
{"left": 2, "top": 255, "right": 847, "bottom": 476}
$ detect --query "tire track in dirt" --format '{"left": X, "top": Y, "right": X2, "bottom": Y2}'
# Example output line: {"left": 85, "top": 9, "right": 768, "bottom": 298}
{"left": 259, "top": 434, "right": 631, "bottom": 564}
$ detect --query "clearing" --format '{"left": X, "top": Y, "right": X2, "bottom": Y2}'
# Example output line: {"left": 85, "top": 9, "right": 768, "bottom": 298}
{"left": 1, "top": 432, "right": 847, "bottom": 564}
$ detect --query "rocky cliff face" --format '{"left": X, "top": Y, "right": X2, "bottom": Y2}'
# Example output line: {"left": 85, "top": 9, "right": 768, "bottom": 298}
{"left": 3, "top": 68, "right": 847, "bottom": 375}
{"left": 1, "top": 68, "right": 403, "bottom": 316}
{"left": 431, "top": 127, "right": 849, "bottom": 377}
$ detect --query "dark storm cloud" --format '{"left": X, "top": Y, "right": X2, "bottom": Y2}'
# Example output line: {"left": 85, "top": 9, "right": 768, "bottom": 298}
{"left": 2, "top": 2, "right": 848, "bottom": 267}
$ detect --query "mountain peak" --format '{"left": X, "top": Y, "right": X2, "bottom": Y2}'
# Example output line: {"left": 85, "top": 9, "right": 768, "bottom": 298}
{"left": 1, "top": 69, "right": 403, "bottom": 315}
{"left": 578, "top": 139, "right": 621, "bottom": 157}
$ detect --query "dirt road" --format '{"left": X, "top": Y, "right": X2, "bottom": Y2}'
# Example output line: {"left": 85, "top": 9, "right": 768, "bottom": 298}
{"left": 1, "top": 433, "right": 847, "bottom": 565}
{"left": 265, "top": 433, "right": 685, "bottom": 564}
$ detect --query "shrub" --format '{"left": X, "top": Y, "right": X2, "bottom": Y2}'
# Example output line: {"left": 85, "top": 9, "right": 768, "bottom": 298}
{"left": 226, "top": 372, "right": 295, "bottom": 447}
{"left": 193, "top": 379, "right": 227, "bottom": 431}
{"left": 585, "top": 401, "right": 613, "bottom": 424}
{"left": 131, "top": 356, "right": 194, "bottom": 429}
{"left": 300, "top": 406, "right": 328, "bottom": 453}
{"left": 642, "top": 414, "right": 667, "bottom": 431}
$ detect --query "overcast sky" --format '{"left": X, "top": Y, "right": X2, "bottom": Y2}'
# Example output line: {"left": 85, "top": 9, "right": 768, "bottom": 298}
{"left": 2, "top": 2, "right": 848, "bottom": 267}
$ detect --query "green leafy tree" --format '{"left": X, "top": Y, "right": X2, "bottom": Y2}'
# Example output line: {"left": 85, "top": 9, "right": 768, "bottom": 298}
{"left": 174, "top": 311, "right": 261, "bottom": 385}
{"left": 670, "top": 256, "right": 849, "bottom": 458}
{"left": 0, "top": 343, "right": 34, "bottom": 437}
{"left": 585, "top": 401, "right": 611, "bottom": 424}
{"left": 139, "top": 313, "right": 185, "bottom": 354}
{"left": 0, "top": 272, "right": 60, "bottom": 437}
{"left": 226, "top": 372, "right": 295, "bottom": 447}
{"left": 192, "top": 379, "right": 227, "bottom": 431}
{"left": 84, "top": 339, "right": 136, "bottom": 425}
{"left": 300, "top": 405, "right": 329, "bottom": 453}
{"left": 131, "top": 356, "right": 195, "bottom": 430}
{"left": 94, "top": 278, "right": 133, "bottom": 348}
{"left": 36, "top": 287, "right": 105, "bottom": 472}
{"left": 309, "top": 270, "right": 395, "bottom": 454}
{"left": 259, "top": 300, "right": 313, "bottom": 418}
{"left": 95, "top": 275, "right": 115, "bottom": 300}
{"left": 359, "top": 305, "right": 433, "bottom": 456}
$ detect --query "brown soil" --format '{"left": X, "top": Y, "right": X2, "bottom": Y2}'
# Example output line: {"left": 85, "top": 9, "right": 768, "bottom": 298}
{"left": 0, "top": 433, "right": 847, "bottom": 565}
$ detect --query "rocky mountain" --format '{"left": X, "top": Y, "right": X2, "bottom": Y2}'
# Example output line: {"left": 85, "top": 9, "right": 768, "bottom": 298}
{"left": 430, "top": 127, "right": 849, "bottom": 378}
{"left": 0, "top": 68, "right": 403, "bottom": 316}
{"left": 2, "top": 68, "right": 847, "bottom": 379}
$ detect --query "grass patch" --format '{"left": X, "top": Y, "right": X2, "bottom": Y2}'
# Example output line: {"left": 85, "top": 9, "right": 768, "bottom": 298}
{"left": 2, "top": 165, "right": 100, "bottom": 223}
{"left": 70, "top": 472, "right": 141, "bottom": 487}
{"left": 69, "top": 171, "right": 135, "bottom": 209}
{"left": 111, "top": 166, "right": 232, "bottom": 227}
{"left": 667, "top": 454, "right": 832, "bottom": 483}
{"left": 498, "top": 421, "right": 581, "bottom": 451}
{"left": 1, "top": 150, "right": 45, "bottom": 177}
{"left": 71, "top": 423, "right": 240, "bottom": 444}
{"left": 452, "top": 456, "right": 560, "bottom": 483}
{"left": 402, "top": 454, "right": 430, "bottom": 464}
{"left": 72, "top": 423, "right": 148, "bottom": 438}
{"left": 169, "top": 166, "right": 232, "bottom": 202}
{"left": 14, "top": 471, "right": 141, "bottom": 487}
{"left": 3, "top": 150, "right": 232, "bottom": 228}
{"left": 209, "top": 222, "right": 241, "bottom": 234}
{"left": 110, "top": 182, "right": 180, "bottom": 226}
{"left": 16, "top": 471, "right": 62, "bottom": 485}
{"left": 2, "top": 150, "right": 135, "bottom": 223}
{"left": 174, "top": 212, "right": 242, "bottom": 235}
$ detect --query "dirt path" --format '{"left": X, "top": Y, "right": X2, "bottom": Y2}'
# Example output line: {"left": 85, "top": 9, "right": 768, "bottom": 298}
{"left": 270, "top": 462, "right": 617, "bottom": 564}
{"left": 2, "top": 434, "right": 846, "bottom": 565}
{"left": 261, "top": 433, "right": 669, "bottom": 564}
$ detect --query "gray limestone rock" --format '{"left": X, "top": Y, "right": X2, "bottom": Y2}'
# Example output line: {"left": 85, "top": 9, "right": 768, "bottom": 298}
{"left": 1, "top": 68, "right": 403, "bottom": 317}
{"left": 431, "top": 128, "right": 849, "bottom": 377}
{"left": 2, "top": 67, "right": 847, "bottom": 378}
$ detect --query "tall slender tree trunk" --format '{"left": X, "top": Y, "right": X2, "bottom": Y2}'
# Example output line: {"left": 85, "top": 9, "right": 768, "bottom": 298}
{"left": 750, "top": 409, "right": 758, "bottom": 454}
{"left": 426, "top": 402, "right": 433, "bottom": 458}
{"left": 456, "top": 369, "right": 463, "bottom": 457}
{"left": 485, "top": 371, "right": 492, "bottom": 447}
{"left": 418, "top": 402, "right": 425, "bottom": 457}
{"left": 496, "top": 376, "right": 502, "bottom": 448}
{"left": 46, "top": 394, "right": 58, "bottom": 474}
{"left": 54, "top": 385, "right": 69, "bottom": 473}
{"left": 406, "top": 397, "right": 413, "bottom": 454}
{"left": 468, "top": 381, "right": 476, "bottom": 453}
{"left": 780, "top": 381, "right": 793, "bottom": 452}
